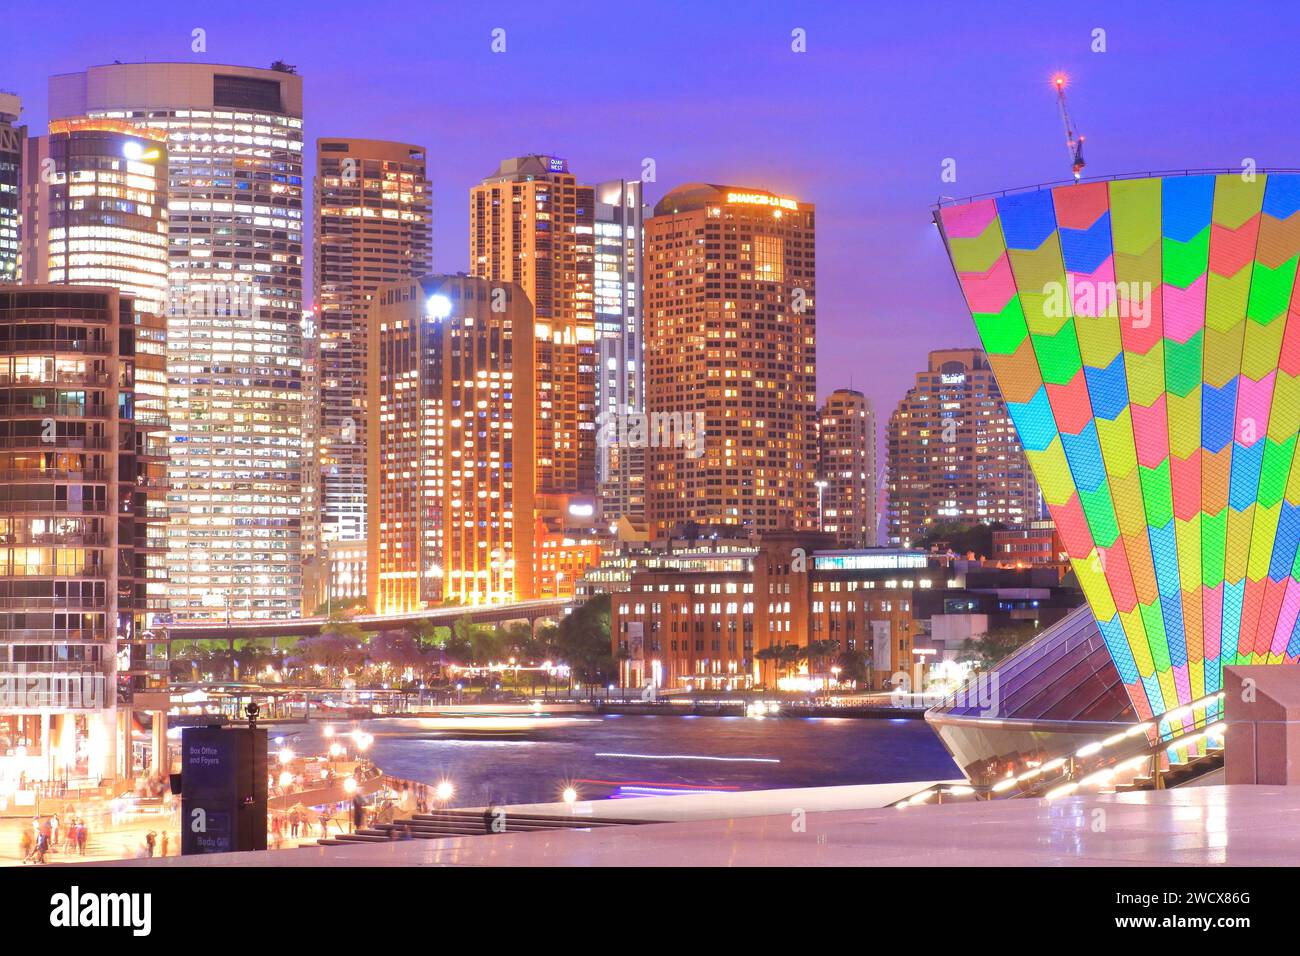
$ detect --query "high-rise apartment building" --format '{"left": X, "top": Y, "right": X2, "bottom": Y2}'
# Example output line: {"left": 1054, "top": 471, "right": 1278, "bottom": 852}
{"left": 50, "top": 63, "right": 307, "bottom": 620}
{"left": 593, "top": 179, "right": 646, "bottom": 524}
{"left": 367, "top": 275, "right": 535, "bottom": 613}
{"left": 0, "top": 93, "right": 24, "bottom": 283}
{"left": 311, "top": 138, "right": 431, "bottom": 550}
{"left": 470, "top": 155, "right": 595, "bottom": 497}
{"left": 887, "top": 348, "right": 1039, "bottom": 546}
{"left": 0, "top": 286, "right": 170, "bottom": 785}
{"left": 818, "top": 388, "right": 877, "bottom": 547}
{"left": 644, "top": 183, "right": 817, "bottom": 538}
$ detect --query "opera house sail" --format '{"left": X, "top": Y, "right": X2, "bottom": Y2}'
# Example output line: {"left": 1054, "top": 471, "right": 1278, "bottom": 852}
{"left": 937, "top": 172, "right": 1300, "bottom": 723}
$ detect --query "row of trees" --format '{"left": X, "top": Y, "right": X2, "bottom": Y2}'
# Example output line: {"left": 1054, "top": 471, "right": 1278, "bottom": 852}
{"left": 754, "top": 638, "right": 872, "bottom": 686}
{"left": 171, "top": 594, "right": 621, "bottom": 690}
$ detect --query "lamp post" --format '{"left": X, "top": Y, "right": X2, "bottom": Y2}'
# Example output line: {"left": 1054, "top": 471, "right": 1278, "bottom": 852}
{"left": 815, "top": 480, "right": 828, "bottom": 532}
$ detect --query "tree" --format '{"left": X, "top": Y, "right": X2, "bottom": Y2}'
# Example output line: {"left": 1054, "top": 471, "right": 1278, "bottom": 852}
{"left": 756, "top": 642, "right": 804, "bottom": 687}
{"left": 555, "top": 594, "right": 614, "bottom": 690}
{"left": 836, "top": 647, "right": 870, "bottom": 686}
{"left": 958, "top": 621, "right": 1040, "bottom": 670}
{"left": 915, "top": 521, "right": 1006, "bottom": 560}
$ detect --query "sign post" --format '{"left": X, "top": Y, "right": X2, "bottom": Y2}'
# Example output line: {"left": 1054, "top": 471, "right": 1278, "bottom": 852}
{"left": 180, "top": 722, "right": 267, "bottom": 855}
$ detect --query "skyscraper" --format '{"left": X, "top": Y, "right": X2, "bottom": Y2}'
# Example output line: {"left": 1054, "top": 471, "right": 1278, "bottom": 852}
{"left": 818, "top": 388, "right": 877, "bottom": 547}
{"left": 50, "top": 63, "right": 306, "bottom": 620}
{"left": 470, "top": 155, "right": 595, "bottom": 497}
{"left": 367, "top": 275, "right": 535, "bottom": 612}
{"left": 886, "top": 348, "right": 1039, "bottom": 546}
{"left": 0, "top": 93, "right": 23, "bottom": 283}
{"left": 593, "top": 179, "right": 646, "bottom": 523}
{"left": 643, "top": 183, "right": 817, "bottom": 537}
{"left": 21, "top": 119, "right": 170, "bottom": 318}
{"left": 0, "top": 286, "right": 170, "bottom": 784}
{"left": 311, "top": 138, "right": 431, "bottom": 552}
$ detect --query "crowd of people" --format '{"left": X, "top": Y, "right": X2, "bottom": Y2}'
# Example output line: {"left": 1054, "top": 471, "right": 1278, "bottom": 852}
{"left": 18, "top": 812, "right": 88, "bottom": 864}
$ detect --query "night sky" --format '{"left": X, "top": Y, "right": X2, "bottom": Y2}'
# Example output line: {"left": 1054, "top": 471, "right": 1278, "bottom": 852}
{"left": 8, "top": 0, "right": 1300, "bottom": 426}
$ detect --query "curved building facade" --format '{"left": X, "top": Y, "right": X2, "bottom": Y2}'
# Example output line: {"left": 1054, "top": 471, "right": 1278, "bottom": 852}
{"left": 937, "top": 171, "right": 1300, "bottom": 721}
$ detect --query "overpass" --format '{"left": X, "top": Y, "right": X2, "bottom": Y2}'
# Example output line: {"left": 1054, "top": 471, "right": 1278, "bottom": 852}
{"left": 165, "top": 598, "right": 571, "bottom": 644}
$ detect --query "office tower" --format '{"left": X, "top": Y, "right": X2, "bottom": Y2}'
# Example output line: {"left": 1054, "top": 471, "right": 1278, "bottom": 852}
{"left": 886, "top": 348, "right": 1039, "bottom": 547}
{"left": 936, "top": 171, "right": 1300, "bottom": 721}
{"left": 818, "top": 388, "right": 877, "bottom": 547}
{"left": 0, "top": 93, "right": 23, "bottom": 283}
{"left": 21, "top": 119, "right": 170, "bottom": 318}
{"left": 593, "top": 179, "right": 646, "bottom": 523}
{"left": 0, "top": 286, "right": 170, "bottom": 784}
{"left": 367, "top": 275, "right": 534, "bottom": 612}
{"left": 643, "top": 183, "right": 817, "bottom": 538}
{"left": 50, "top": 63, "right": 306, "bottom": 620}
{"left": 469, "top": 155, "right": 595, "bottom": 497}
{"left": 311, "top": 138, "right": 431, "bottom": 552}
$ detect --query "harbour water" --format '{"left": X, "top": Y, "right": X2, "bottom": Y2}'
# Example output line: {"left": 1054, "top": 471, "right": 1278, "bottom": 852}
{"left": 270, "top": 713, "right": 959, "bottom": 807}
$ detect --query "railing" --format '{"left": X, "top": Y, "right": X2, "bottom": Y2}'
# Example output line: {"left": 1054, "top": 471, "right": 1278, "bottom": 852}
{"left": 0, "top": 339, "right": 112, "bottom": 354}
{"left": 0, "top": 597, "right": 107, "bottom": 610}
{"left": 0, "top": 435, "right": 112, "bottom": 450}
{"left": 0, "top": 565, "right": 109, "bottom": 579}
{"left": 934, "top": 168, "right": 1300, "bottom": 208}
{"left": 0, "top": 403, "right": 111, "bottom": 419}
{"left": 0, "top": 371, "right": 112, "bottom": 387}
{"left": 0, "top": 501, "right": 110, "bottom": 513}
{"left": 897, "top": 691, "right": 1227, "bottom": 808}
{"left": 0, "top": 469, "right": 112, "bottom": 482}
{"left": 0, "top": 533, "right": 110, "bottom": 547}
{"left": 0, "top": 662, "right": 108, "bottom": 674}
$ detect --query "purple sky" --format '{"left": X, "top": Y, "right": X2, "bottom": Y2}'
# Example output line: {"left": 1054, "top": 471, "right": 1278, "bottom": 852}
{"left": 9, "top": 0, "right": 1300, "bottom": 425}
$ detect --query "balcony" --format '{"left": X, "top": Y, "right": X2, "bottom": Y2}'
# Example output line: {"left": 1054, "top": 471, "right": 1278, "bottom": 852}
{"left": 0, "top": 371, "right": 112, "bottom": 388}
{"left": 0, "top": 629, "right": 110, "bottom": 642}
{"left": 0, "top": 403, "right": 111, "bottom": 419}
{"left": 0, "top": 468, "right": 112, "bottom": 482}
{"left": 0, "top": 662, "right": 109, "bottom": 674}
{"left": 0, "top": 596, "right": 108, "bottom": 610}
{"left": 0, "top": 500, "right": 110, "bottom": 514}
{"left": 0, "top": 339, "right": 112, "bottom": 355}
{"left": 0, "top": 532, "right": 110, "bottom": 547}
{"left": 0, "top": 565, "right": 109, "bottom": 579}
{"left": 0, "top": 435, "right": 112, "bottom": 450}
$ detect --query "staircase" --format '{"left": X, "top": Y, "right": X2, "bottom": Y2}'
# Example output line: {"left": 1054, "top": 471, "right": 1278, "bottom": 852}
{"left": 313, "top": 808, "right": 655, "bottom": 846}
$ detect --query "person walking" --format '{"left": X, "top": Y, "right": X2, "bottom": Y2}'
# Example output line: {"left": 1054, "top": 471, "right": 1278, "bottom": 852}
{"left": 76, "top": 820, "right": 88, "bottom": 856}
{"left": 48, "top": 813, "right": 59, "bottom": 855}
{"left": 19, "top": 828, "right": 33, "bottom": 863}
{"left": 145, "top": 830, "right": 156, "bottom": 857}
{"left": 159, "top": 830, "right": 169, "bottom": 857}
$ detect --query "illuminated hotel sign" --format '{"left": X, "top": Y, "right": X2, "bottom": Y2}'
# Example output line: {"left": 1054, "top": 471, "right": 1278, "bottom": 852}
{"left": 548, "top": 157, "right": 568, "bottom": 173}
{"left": 726, "top": 191, "right": 799, "bottom": 211}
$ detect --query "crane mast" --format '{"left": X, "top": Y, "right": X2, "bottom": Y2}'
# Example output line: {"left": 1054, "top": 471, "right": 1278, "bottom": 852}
{"left": 1053, "top": 75, "right": 1086, "bottom": 180}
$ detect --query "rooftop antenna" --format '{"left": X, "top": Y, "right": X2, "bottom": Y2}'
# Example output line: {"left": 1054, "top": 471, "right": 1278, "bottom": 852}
{"left": 1052, "top": 74, "right": 1086, "bottom": 180}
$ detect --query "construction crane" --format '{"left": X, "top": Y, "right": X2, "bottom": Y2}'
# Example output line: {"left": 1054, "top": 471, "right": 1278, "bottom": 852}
{"left": 1053, "top": 74, "right": 1086, "bottom": 180}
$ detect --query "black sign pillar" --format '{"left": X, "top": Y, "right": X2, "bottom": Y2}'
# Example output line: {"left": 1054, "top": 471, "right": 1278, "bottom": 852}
{"left": 180, "top": 725, "right": 268, "bottom": 855}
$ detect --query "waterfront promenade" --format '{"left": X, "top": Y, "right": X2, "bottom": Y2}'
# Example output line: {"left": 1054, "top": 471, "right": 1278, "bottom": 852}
{"left": 96, "top": 784, "right": 1300, "bottom": 867}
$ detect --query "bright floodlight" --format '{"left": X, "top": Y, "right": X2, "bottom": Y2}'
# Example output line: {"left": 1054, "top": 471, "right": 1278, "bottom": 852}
{"left": 562, "top": 786, "right": 578, "bottom": 804}
{"left": 435, "top": 780, "right": 454, "bottom": 801}
{"left": 122, "top": 141, "right": 145, "bottom": 161}
{"left": 343, "top": 776, "right": 358, "bottom": 794}
{"left": 426, "top": 293, "right": 453, "bottom": 319}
